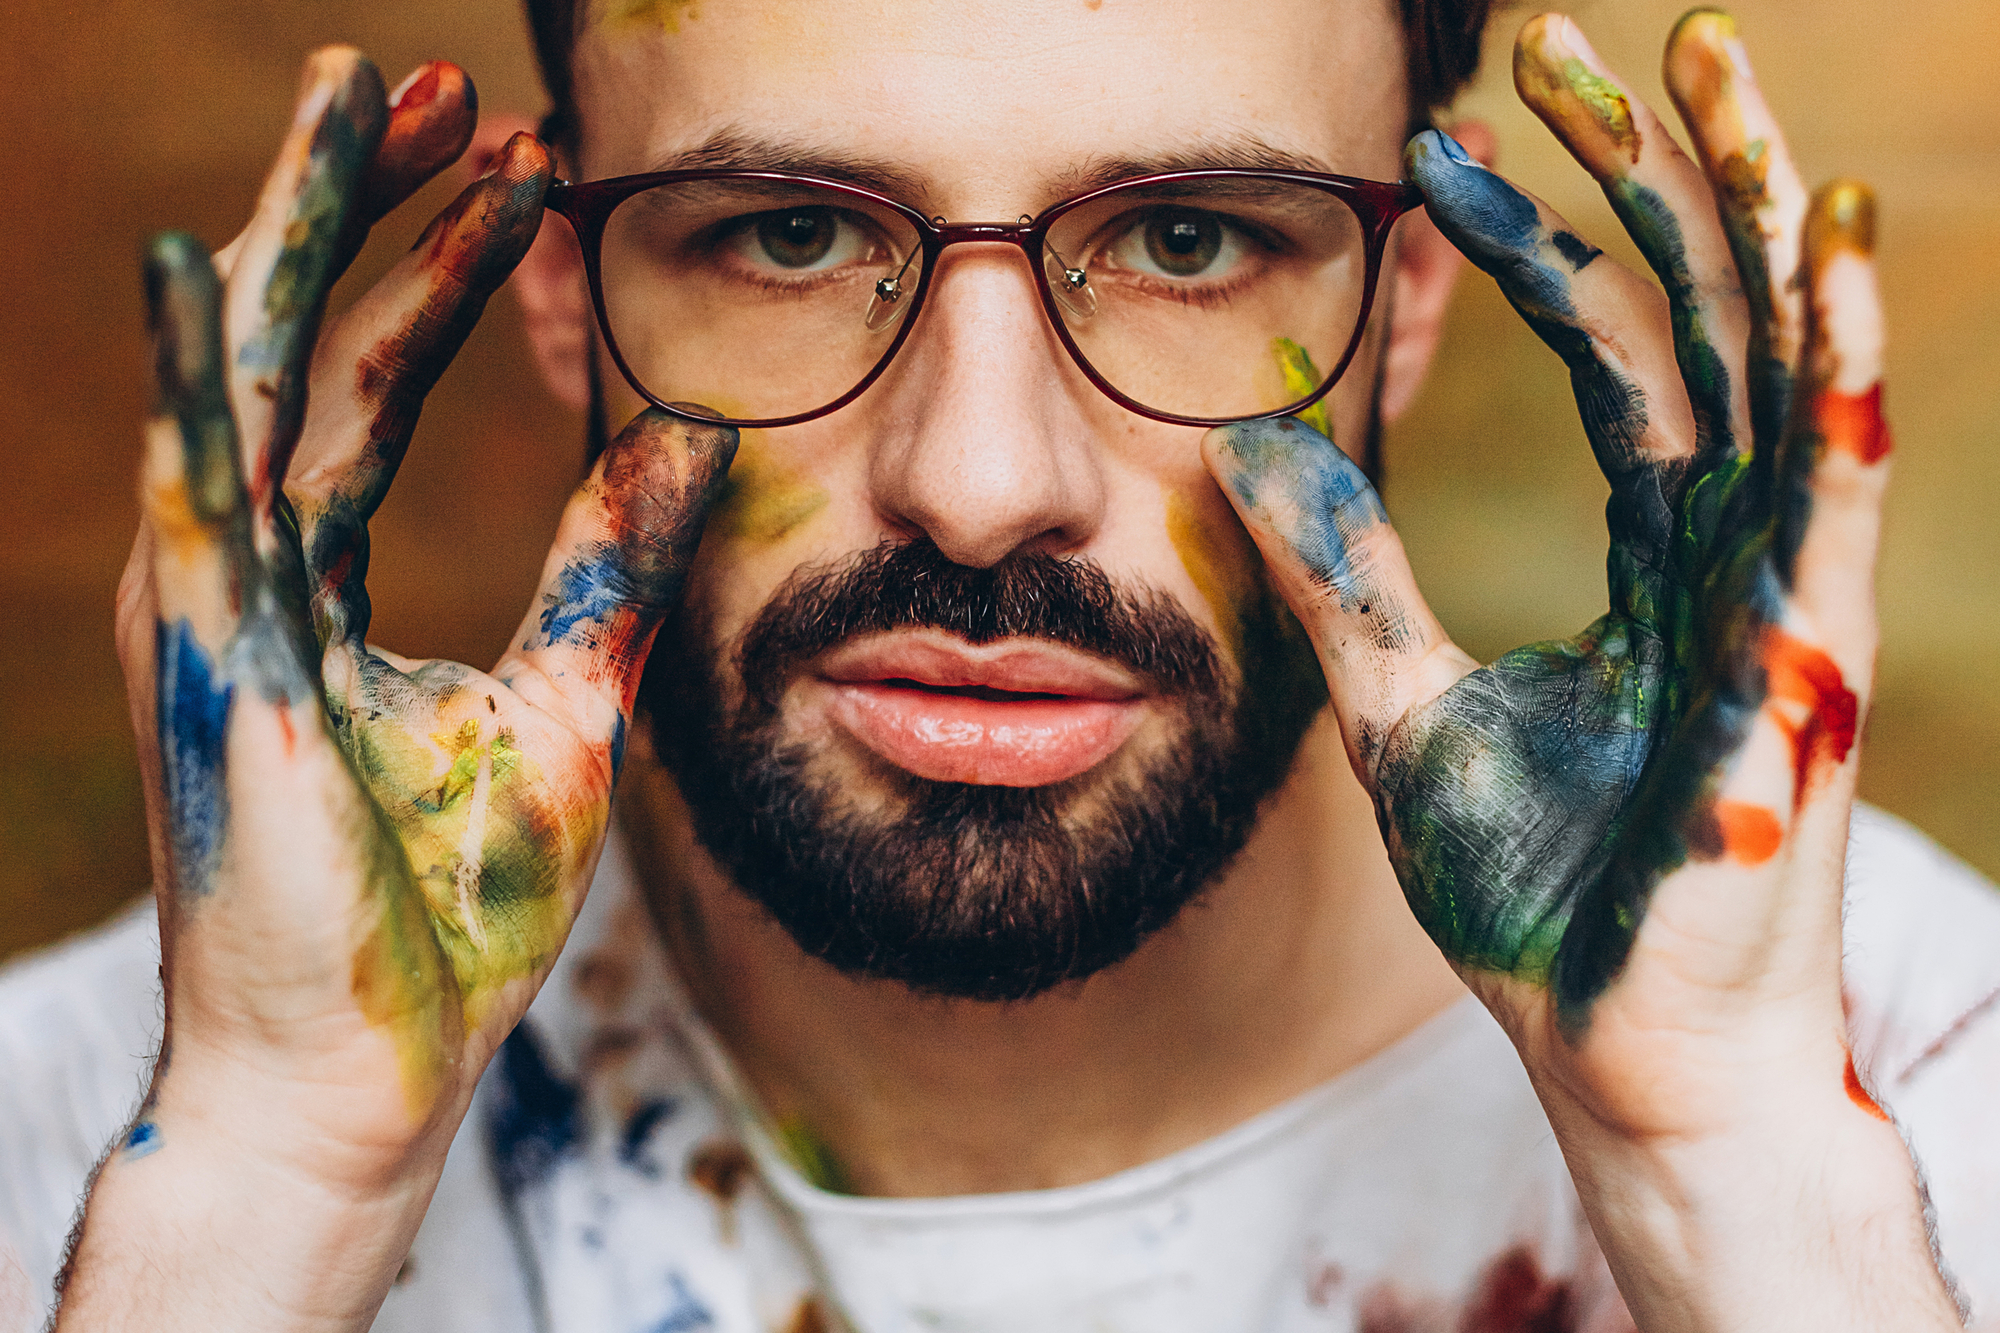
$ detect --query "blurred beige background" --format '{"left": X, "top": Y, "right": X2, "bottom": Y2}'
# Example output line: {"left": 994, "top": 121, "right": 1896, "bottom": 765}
{"left": 1, "top": 0, "right": 1994, "bottom": 962}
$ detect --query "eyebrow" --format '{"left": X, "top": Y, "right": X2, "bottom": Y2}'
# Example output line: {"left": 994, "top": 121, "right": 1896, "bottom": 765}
{"left": 639, "top": 128, "right": 1344, "bottom": 216}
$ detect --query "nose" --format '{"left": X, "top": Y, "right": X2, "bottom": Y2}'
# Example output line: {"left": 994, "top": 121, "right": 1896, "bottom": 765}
{"left": 865, "top": 243, "right": 1108, "bottom": 569}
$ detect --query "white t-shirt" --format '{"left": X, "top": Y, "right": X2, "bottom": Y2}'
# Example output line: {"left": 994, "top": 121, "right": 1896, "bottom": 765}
{"left": 3, "top": 805, "right": 1997, "bottom": 1333}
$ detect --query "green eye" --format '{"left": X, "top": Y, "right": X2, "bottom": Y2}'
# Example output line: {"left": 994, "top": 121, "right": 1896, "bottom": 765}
{"left": 757, "top": 208, "right": 838, "bottom": 268}
{"left": 1144, "top": 211, "right": 1224, "bottom": 276}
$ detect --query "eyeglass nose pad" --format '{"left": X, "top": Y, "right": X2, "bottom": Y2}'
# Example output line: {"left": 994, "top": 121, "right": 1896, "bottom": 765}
{"left": 864, "top": 251, "right": 921, "bottom": 333}
{"left": 1043, "top": 245, "right": 1096, "bottom": 321}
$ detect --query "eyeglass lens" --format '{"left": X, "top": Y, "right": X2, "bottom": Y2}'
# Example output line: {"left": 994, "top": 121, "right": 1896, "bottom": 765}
{"left": 596, "top": 175, "right": 1369, "bottom": 425}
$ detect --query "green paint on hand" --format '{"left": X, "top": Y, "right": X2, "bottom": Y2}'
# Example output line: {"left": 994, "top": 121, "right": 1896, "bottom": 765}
{"left": 1562, "top": 57, "right": 1638, "bottom": 156}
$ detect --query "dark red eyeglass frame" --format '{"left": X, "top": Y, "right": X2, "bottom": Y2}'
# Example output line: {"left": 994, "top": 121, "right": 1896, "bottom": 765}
{"left": 544, "top": 169, "right": 1425, "bottom": 430}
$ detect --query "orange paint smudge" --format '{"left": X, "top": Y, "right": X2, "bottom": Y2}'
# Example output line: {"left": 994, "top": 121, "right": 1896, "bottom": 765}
{"left": 273, "top": 700, "right": 298, "bottom": 756}
{"left": 1844, "top": 1053, "right": 1889, "bottom": 1121}
{"left": 1761, "top": 628, "right": 1858, "bottom": 809}
{"left": 1713, "top": 799, "right": 1782, "bottom": 864}
{"left": 1816, "top": 383, "right": 1892, "bottom": 464}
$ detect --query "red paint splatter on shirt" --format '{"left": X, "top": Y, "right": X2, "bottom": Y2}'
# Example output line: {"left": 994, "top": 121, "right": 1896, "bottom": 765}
{"left": 1356, "top": 1246, "right": 1575, "bottom": 1333}
{"left": 1713, "top": 799, "right": 1783, "bottom": 865}
{"left": 1845, "top": 1053, "right": 1890, "bottom": 1121}
{"left": 1816, "top": 384, "right": 1892, "bottom": 465}
{"left": 1761, "top": 628, "right": 1858, "bottom": 809}
{"left": 1460, "top": 1245, "right": 1575, "bottom": 1333}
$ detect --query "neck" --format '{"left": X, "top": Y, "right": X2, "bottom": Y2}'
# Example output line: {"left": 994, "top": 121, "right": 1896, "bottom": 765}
{"left": 617, "top": 713, "right": 1465, "bottom": 1197}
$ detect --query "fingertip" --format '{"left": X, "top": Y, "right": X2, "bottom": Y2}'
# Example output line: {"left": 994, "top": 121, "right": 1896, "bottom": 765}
{"left": 1805, "top": 180, "right": 1877, "bottom": 266}
{"left": 142, "top": 232, "right": 223, "bottom": 405}
{"left": 610, "top": 407, "right": 741, "bottom": 490}
{"left": 1514, "top": 13, "right": 1641, "bottom": 168}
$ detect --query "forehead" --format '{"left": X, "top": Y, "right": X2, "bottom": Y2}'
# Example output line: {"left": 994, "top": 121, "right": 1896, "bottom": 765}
{"left": 570, "top": 0, "right": 1411, "bottom": 214}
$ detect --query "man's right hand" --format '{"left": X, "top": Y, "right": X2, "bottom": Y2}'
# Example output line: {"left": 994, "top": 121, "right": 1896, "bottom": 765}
{"left": 60, "top": 48, "right": 734, "bottom": 1330}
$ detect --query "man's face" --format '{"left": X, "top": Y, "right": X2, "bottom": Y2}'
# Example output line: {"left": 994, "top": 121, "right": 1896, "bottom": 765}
{"left": 568, "top": 0, "right": 1413, "bottom": 997}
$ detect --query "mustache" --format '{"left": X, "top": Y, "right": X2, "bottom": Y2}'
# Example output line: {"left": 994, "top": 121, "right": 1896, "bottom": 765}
{"left": 731, "top": 538, "right": 1227, "bottom": 710}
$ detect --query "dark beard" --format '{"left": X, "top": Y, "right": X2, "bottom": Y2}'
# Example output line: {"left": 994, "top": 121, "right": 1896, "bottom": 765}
{"left": 639, "top": 538, "right": 1327, "bottom": 1001}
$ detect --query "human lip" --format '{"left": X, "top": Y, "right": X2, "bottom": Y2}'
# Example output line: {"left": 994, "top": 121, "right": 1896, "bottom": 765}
{"left": 811, "top": 632, "right": 1150, "bottom": 787}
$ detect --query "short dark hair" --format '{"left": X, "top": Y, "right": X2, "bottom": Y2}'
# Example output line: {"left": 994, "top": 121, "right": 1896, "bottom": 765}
{"left": 525, "top": 0, "right": 1498, "bottom": 148}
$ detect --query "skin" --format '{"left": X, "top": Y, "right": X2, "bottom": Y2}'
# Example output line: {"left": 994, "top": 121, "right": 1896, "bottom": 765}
{"left": 54, "top": 5, "right": 1959, "bottom": 1332}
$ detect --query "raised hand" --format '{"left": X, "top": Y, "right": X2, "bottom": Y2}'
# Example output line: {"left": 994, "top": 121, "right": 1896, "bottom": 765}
{"left": 1203, "top": 15, "right": 1963, "bottom": 1323}
{"left": 114, "top": 49, "right": 735, "bottom": 1174}
{"left": 1207, "top": 13, "right": 1898, "bottom": 1148}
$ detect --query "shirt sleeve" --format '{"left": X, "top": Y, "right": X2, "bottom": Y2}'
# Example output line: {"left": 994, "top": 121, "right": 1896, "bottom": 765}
{"left": 1842, "top": 806, "right": 2000, "bottom": 1329}
{"left": 0, "top": 902, "right": 162, "bottom": 1332}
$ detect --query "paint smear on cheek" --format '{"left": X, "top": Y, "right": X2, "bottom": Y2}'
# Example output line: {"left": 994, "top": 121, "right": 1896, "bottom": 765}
{"left": 602, "top": 0, "right": 699, "bottom": 32}
{"left": 1166, "top": 488, "right": 1259, "bottom": 660}
{"left": 707, "top": 433, "right": 828, "bottom": 545}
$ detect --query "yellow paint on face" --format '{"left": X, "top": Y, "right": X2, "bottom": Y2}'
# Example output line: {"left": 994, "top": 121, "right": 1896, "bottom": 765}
{"left": 707, "top": 431, "right": 830, "bottom": 545}
{"left": 1271, "top": 337, "right": 1331, "bottom": 439}
{"left": 1166, "top": 488, "right": 1261, "bottom": 662}
{"left": 602, "top": 0, "right": 700, "bottom": 32}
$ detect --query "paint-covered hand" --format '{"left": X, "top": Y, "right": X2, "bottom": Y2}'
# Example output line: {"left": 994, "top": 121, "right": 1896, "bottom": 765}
{"left": 1208, "top": 16, "right": 1955, "bottom": 1324}
{"left": 113, "top": 50, "right": 735, "bottom": 1185}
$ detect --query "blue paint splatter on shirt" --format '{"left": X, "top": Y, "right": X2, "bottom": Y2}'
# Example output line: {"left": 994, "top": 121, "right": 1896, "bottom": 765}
{"left": 645, "top": 1273, "right": 716, "bottom": 1332}
{"left": 486, "top": 1024, "right": 582, "bottom": 1200}
{"left": 619, "top": 1097, "right": 679, "bottom": 1179}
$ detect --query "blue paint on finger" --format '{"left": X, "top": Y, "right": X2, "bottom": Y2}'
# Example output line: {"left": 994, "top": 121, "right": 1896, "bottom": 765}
{"left": 1211, "top": 417, "right": 1388, "bottom": 600}
{"left": 156, "top": 618, "right": 234, "bottom": 896}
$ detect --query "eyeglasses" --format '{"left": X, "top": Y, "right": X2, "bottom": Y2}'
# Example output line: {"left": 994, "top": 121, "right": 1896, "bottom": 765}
{"left": 544, "top": 168, "right": 1422, "bottom": 429}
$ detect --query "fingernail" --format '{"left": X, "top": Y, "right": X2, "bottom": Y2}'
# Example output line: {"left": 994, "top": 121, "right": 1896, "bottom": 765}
{"left": 1670, "top": 7, "right": 1737, "bottom": 51}
{"left": 390, "top": 62, "right": 443, "bottom": 112}
{"left": 1435, "top": 130, "right": 1472, "bottom": 165}
{"left": 1806, "top": 180, "right": 1877, "bottom": 260}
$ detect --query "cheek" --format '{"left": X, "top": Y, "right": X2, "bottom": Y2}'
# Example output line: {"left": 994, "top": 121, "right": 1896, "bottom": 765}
{"left": 1165, "top": 484, "right": 1264, "bottom": 662}
{"left": 1321, "top": 315, "right": 1389, "bottom": 463}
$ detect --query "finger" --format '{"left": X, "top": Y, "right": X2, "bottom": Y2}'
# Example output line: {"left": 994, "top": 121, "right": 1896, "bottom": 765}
{"left": 1780, "top": 182, "right": 1888, "bottom": 683}
{"left": 503, "top": 412, "right": 739, "bottom": 759}
{"left": 1665, "top": 9, "right": 1811, "bottom": 451}
{"left": 224, "top": 47, "right": 388, "bottom": 548}
{"left": 1405, "top": 129, "right": 1694, "bottom": 614}
{"left": 213, "top": 61, "right": 476, "bottom": 282}
{"left": 364, "top": 62, "right": 480, "bottom": 225}
{"left": 1201, "top": 417, "right": 1474, "bottom": 777}
{"left": 1514, "top": 14, "right": 1752, "bottom": 463}
{"left": 294, "top": 131, "right": 555, "bottom": 652}
{"left": 140, "top": 233, "right": 246, "bottom": 899}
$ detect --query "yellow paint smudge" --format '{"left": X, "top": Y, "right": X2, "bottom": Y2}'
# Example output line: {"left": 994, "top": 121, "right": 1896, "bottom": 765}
{"left": 708, "top": 432, "right": 829, "bottom": 544}
{"left": 1166, "top": 488, "right": 1260, "bottom": 661}
{"left": 1272, "top": 337, "right": 1331, "bottom": 439}
{"left": 1560, "top": 58, "right": 1637, "bottom": 157}
{"left": 602, "top": 0, "right": 699, "bottom": 32}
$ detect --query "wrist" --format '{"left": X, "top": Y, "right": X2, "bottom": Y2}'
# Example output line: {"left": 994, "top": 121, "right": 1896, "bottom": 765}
{"left": 56, "top": 1100, "right": 449, "bottom": 1332}
{"left": 1551, "top": 1087, "right": 1961, "bottom": 1333}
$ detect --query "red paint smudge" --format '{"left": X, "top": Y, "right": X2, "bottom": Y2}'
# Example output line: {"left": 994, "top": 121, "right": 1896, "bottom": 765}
{"left": 1761, "top": 628, "right": 1858, "bottom": 810}
{"left": 1816, "top": 384, "right": 1892, "bottom": 465}
{"left": 1713, "top": 799, "right": 1783, "bottom": 864}
{"left": 1845, "top": 1053, "right": 1890, "bottom": 1121}
{"left": 392, "top": 64, "right": 443, "bottom": 113}
{"left": 1459, "top": 1245, "right": 1574, "bottom": 1333}
{"left": 273, "top": 700, "right": 297, "bottom": 756}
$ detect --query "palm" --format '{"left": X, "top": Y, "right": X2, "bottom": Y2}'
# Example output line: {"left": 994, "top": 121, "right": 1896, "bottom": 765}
{"left": 1208, "top": 13, "right": 1886, "bottom": 1109}
{"left": 131, "top": 51, "right": 732, "bottom": 1127}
